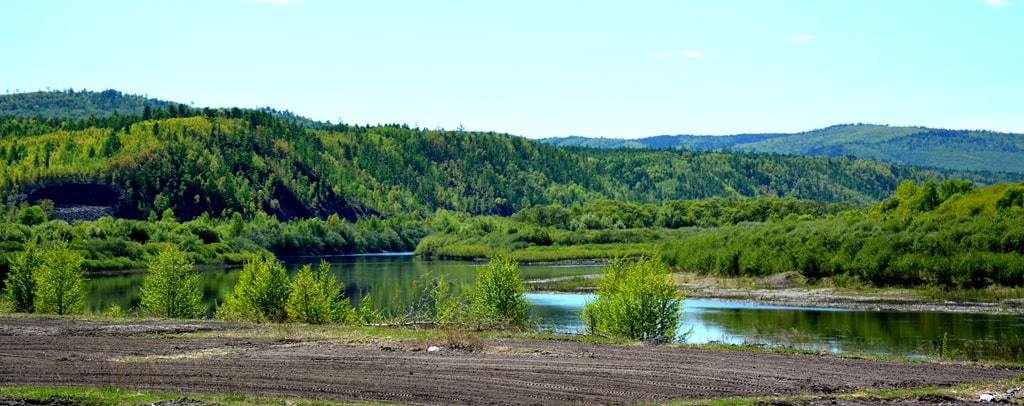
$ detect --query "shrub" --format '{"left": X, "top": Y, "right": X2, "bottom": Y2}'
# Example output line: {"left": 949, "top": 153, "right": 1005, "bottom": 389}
{"left": 470, "top": 255, "right": 530, "bottom": 329}
{"left": 407, "top": 273, "right": 467, "bottom": 325}
{"left": 140, "top": 245, "right": 205, "bottom": 318}
{"left": 17, "top": 205, "right": 46, "bottom": 226}
{"left": 287, "top": 260, "right": 354, "bottom": 324}
{"left": 34, "top": 242, "right": 87, "bottom": 315}
{"left": 429, "top": 275, "right": 465, "bottom": 325}
{"left": 4, "top": 246, "right": 43, "bottom": 312}
{"left": 217, "top": 254, "right": 290, "bottom": 322}
{"left": 103, "top": 303, "right": 125, "bottom": 318}
{"left": 583, "top": 256, "right": 682, "bottom": 341}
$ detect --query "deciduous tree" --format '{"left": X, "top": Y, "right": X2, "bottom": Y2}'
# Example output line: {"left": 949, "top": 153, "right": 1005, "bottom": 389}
{"left": 4, "top": 245, "right": 43, "bottom": 312}
{"left": 583, "top": 256, "right": 682, "bottom": 341}
{"left": 286, "top": 260, "right": 351, "bottom": 324}
{"left": 140, "top": 245, "right": 204, "bottom": 318}
{"left": 471, "top": 255, "right": 530, "bottom": 329}
{"left": 217, "top": 254, "right": 290, "bottom": 322}
{"left": 34, "top": 242, "right": 87, "bottom": 315}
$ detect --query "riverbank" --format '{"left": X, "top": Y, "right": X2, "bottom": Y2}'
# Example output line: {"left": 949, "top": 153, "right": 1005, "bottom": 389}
{"left": 687, "top": 285, "right": 1024, "bottom": 314}
{"left": 678, "top": 272, "right": 1024, "bottom": 314}
{"left": 1, "top": 316, "right": 1020, "bottom": 405}
{"left": 524, "top": 271, "right": 1024, "bottom": 314}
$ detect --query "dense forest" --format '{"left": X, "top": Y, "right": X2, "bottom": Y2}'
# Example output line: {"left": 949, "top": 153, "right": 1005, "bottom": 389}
{"left": 542, "top": 124, "right": 1024, "bottom": 174}
{"left": 1, "top": 91, "right": 1014, "bottom": 225}
{"left": 664, "top": 180, "right": 1024, "bottom": 289}
{"left": 0, "top": 89, "right": 169, "bottom": 120}
{"left": 0, "top": 209, "right": 429, "bottom": 272}
{"left": 420, "top": 180, "right": 1024, "bottom": 290}
{"left": 1, "top": 90, "right": 1023, "bottom": 294}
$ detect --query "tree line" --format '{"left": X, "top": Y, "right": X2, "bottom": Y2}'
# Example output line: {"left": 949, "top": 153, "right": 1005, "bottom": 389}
{"left": 414, "top": 196, "right": 855, "bottom": 261}
{"left": 5, "top": 240, "right": 680, "bottom": 343}
{"left": 0, "top": 206, "right": 429, "bottom": 276}
{"left": 3, "top": 100, "right": 1015, "bottom": 226}
{"left": 416, "top": 179, "right": 1024, "bottom": 291}
{"left": 543, "top": 123, "right": 1024, "bottom": 175}
{"left": 663, "top": 180, "right": 1024, "bottom": 289}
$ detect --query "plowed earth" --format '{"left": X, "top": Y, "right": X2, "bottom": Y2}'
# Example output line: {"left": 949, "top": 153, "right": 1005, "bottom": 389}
{"left": 1, "top": 317, "right": 1020, "bottom": 405}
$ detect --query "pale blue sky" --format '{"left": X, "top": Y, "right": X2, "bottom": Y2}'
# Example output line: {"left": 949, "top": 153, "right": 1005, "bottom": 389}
{"left": 3, "top": 0, "right": 1021, "bottom": 138}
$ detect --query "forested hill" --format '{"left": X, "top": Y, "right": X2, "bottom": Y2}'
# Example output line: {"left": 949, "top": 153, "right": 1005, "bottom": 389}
{"left": 541, "top": 124, "right": 1024, "bottom": 174}
{"left": 0, "top": 89, "right": 322, "bottom": 129}
{"left": 0, "top": 89, "right": 170, "bottom": 120}
{"left": 0, "top": 91, "right": 1014, "bottom": 222}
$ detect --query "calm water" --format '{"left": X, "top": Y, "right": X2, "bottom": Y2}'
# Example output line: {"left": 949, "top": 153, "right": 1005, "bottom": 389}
{"left": 87, "top": 254, "right": 603, "bottom": 316}
{"left": 528, "top": 292, "right": 1024, "bottom": 358}
{"left": 88, "top": 254, "right": 1024, "bottom": 359}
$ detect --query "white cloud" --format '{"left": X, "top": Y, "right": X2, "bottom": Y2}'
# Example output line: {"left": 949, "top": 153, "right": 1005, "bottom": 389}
{"left": 792, "top": 34, "right": 816, "bottom": 42}
{"left": 650, "top": 50, "right": 704, "bottom": 59}
{"left": 984, "top": 0, "right": 1011, "bottom": 7}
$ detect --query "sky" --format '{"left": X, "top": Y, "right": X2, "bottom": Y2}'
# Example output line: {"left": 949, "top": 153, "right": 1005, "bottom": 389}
{"left": 3, "top": 0, "right": 1022, "bottom": 139}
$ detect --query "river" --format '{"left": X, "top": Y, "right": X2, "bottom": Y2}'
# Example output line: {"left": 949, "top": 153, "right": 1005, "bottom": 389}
{"left": 87, "top": 254, "right": 1024, "bottom": 360}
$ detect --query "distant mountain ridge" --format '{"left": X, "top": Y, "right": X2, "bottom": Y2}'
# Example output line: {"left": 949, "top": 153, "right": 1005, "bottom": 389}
{"left": 6, "top": 92, "right": 1020, "bottom": 176}
{"left": 0, "top": 89, "right": 170, "bottom": 119}
{"left": 4, "top": 90, "right": 1013, "bottom": 223}
{"left": 541, "top": 124, "right": 1024, "bottom": 174}
{"left": 0, "top": 89, "right": 323, "bottom": 128}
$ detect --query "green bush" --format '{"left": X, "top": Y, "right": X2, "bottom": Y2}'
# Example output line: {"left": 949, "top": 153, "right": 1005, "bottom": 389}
{"left": 4, "top": 245, "right": 43, "bottom": 312}
{"left": 470, "top": 255, "right": 530, "bottom": 329}
{"left": 17, "top": 205, "right": 46, "bottom": 226}
{"left": 582, "top": 256, "right": 682, "bottom": 341}
{"left": 140, "top": 245, "right": 205, "bottom": 318}
{"left": 286, "top": 260, "right": 354, "bottom": 324}
{"left": 217, "top": 254, "right": 290, "bottom": 322}
{"left": 34, "top": 242, "right": 87, "bottom": 315}
{"left": 406, "top": 272, "right": 467, "bottom": 325}
{"left": 429, "top": 275, "right": 465, "bottom": 325}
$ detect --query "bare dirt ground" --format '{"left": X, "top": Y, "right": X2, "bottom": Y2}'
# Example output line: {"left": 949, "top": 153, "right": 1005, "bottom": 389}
{"left": 2, "top": 317, "right": 1022, "bottom": 405}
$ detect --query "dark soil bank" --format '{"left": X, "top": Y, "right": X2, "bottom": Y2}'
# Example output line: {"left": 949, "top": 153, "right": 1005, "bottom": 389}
{"left": 0, "top": 317, "right": 1020, "bottom": 405}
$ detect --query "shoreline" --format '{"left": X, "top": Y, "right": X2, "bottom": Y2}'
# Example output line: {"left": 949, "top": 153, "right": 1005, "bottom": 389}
{"left": 685, "top": 286, "right": 1024, "bottom": 314}
{"left": 524, "top": 273, "right": 1024, "bottom": 314}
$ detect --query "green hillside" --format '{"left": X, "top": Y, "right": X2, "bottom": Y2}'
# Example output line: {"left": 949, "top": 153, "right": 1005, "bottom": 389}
{"left": 537, "top": 136, "right": 649, "bottom": 149}
{"left": 417, "top": 178, "right": 1024, "bottom": 290}
{"left": 744, "top": 124, "right": 1024, "bottom": 173}
{"left": 542, "top": 124, "right": 1024, "bottom": 174}
{"left": 0, "top": 91, "right": 1015, "bottom": 224}
{"left": 0, "top": 89, "right": 169, "bottom": 120}
{"left": 1, "top": 90, "right": 1023, "bottom": 289}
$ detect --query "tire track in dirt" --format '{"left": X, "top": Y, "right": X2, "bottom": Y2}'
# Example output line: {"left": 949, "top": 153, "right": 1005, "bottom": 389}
{"left": 1, "top": 317, "right": 1020, "bottom": 405}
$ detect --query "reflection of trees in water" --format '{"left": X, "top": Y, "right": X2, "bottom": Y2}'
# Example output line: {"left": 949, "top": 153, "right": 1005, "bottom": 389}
{"left": 88, "top": 256, "right": 597, "bottom": 320}
{"left": 693, "top": 307, "right": 1022, "bottom": 358}
{"left": 87, "top": 256, "right": 1023, "bottom": 361}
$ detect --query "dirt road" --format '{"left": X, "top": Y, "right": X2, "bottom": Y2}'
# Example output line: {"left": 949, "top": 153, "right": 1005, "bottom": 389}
{"left": 1, "top": 316, "right": 1020, "bottom": 405}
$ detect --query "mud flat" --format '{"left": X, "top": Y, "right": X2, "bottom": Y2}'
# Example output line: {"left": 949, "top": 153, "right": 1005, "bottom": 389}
{"left": 688, "top": 286, "right": 1024, "bottom": 314}
{"left": 0, "top": 316, "right": 1020, "bottom": 405}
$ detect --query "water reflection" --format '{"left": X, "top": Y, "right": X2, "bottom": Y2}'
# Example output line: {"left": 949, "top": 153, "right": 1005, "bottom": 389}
{"left": 87, "top": 254, "right": 603, "bottom": 316}
{"left": 525, "top": 291, "right": 1024, "bottom": 359}
{"left": 87, "top": 255, "right": 1024, "bottom": 359}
